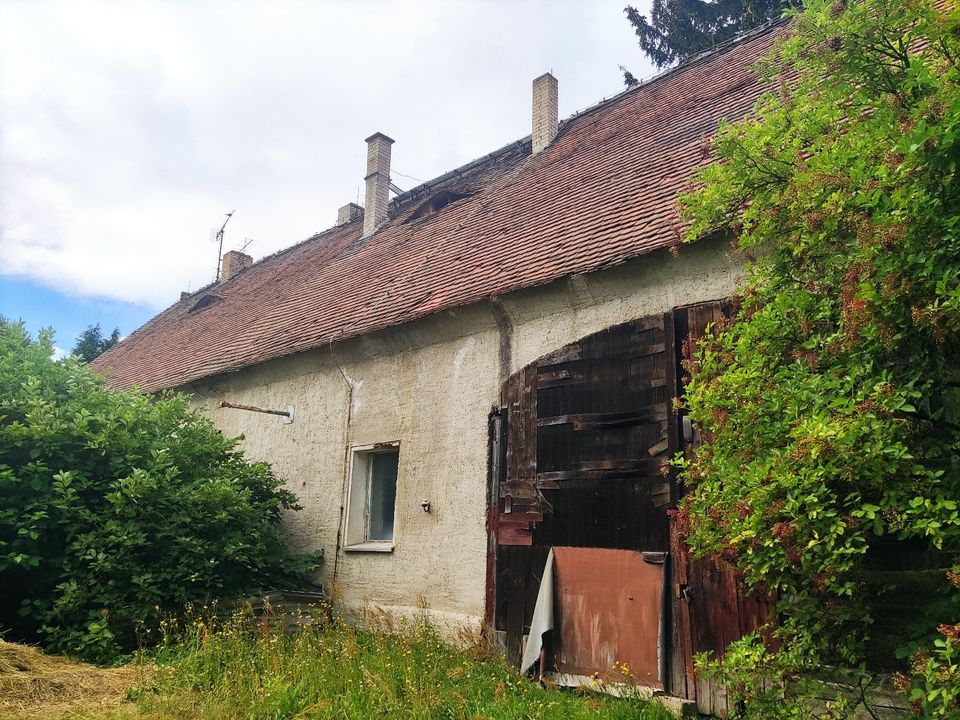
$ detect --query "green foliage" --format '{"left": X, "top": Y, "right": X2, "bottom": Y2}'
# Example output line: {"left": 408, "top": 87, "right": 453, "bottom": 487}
{"left": 907, "top": 625, "right": 960, "bottom": 718}
{"left": 676, "top": 0, "right": 960, "bottom": 716}
{"left": 624, "top": 0, "right": 792, "bottom": 71}
{"left": 0, "top": 320, "right": 320, "bottom": 662}
{"left": 127, "top": 607, "right": 673, "bottom": 720}
{"left": 72, "top": 323, "right": 121, "bottom": 363}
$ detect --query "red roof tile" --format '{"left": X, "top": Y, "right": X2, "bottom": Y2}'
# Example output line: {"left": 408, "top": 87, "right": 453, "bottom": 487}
{"left": 93, "top": 22, "right": 787, "bottom": 392}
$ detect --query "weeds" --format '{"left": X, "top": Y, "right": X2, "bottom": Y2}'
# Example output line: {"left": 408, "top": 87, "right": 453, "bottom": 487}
{"left": 117, "top": 601, "right": 671, "bottom": 720}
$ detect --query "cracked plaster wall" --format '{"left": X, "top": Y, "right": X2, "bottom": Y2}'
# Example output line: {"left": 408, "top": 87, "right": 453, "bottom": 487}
{"left": 185, "top": 236, "right": 742, "bottom": 629}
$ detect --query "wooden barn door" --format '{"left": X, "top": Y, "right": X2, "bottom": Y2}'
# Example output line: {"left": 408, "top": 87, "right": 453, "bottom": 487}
{"left": 490, "top": 312, "right": 678, "bottom": 670}
{"left": 669, "top": 302, "right": 777, "bottom": 716}
{"left": 487, "top": 303, "right": 775, "bottom": 709}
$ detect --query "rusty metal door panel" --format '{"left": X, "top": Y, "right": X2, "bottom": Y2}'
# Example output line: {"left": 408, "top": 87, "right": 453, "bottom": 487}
{"left": 552, "top": 546, "right": 664, "bottom": 689}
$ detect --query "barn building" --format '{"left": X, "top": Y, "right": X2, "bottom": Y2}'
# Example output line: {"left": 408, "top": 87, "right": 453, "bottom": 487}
{"left": 94, "top": 21, "right": 786, "bottom": 714}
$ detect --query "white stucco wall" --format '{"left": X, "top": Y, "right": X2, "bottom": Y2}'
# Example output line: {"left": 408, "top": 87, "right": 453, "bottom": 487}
{"left": 185, "top": 237, "right": 742, "bottom": 629}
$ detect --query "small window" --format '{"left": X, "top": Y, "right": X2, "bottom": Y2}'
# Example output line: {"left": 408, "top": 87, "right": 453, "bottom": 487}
{"left": 345, "top": 444, "right": 399, "bottom": 551}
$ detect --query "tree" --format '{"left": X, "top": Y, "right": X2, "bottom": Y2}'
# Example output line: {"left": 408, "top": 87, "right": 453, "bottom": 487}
{"left": 72, "top": 323, "right": 120, "bottom": 363}
{"left": 676, "top": 0, "right": 960, "bottom": 716}
{"left": 0, "top": 319, "right": 321, "bottom": 662}
{"left": 624, "top": 0, "right": 791, "bottom": 72}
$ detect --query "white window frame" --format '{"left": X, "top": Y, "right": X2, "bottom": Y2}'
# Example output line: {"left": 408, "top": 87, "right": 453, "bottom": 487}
{"left": 343, "top": 442, "right": 400, "bottom": 553}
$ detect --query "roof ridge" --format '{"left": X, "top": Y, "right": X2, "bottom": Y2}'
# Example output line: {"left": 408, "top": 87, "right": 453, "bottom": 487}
{"left": 388, "top": 15, "right": 789, "bottom": 209}
{"left": 220, "top": 16, "right": 789, "bottom": 287}
{"left": 561, "top": 15, "right": 791, "bottom": 126}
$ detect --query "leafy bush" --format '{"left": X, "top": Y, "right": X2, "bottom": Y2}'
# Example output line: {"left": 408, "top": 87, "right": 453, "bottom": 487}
{"left": 0, "top": 321, "right": 320, "bottom": 662}
{"left": 905, "top": 626, "right": 960, "bottom": 719}
{"left": 676, "top": 0, "right": 960, "bottom": 716}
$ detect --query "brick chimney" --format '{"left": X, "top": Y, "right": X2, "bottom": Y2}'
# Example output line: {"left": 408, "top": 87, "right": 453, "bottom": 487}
{"left": 337, "top": 202, "right": 363, "bottom": 226}
{"left": 532, "top": 72, "right": 558, "bottom": 154}
{"left": 363, "top": 132, "right": 394, "bottom": 238}
{"left": 219, "top": 250, "right": 252, "bottom": 282}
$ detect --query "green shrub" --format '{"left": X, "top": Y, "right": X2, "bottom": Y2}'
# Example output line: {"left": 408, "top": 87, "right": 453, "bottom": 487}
{"left": 906, "top": 627, "right": 960, "bottom": 719}
{"left": 0, "top": 321, "right": 320, "bottom": 662}
{"left": 676, "top": 0, "right": 960, "bottom": 716}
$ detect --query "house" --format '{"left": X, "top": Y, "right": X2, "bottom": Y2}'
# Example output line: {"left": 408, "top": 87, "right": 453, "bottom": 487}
{"left": 93, "top": 20, "right": 786, "bottom": 714}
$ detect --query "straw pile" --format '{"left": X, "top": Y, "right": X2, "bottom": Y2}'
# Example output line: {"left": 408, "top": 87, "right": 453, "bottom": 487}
{"left": 0, "top": 639, "right": 146, "bottom": 718}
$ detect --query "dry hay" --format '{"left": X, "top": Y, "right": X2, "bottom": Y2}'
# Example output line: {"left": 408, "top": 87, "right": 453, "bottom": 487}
{"left": 0, "top": 639, "right": 148, "bottom": 718}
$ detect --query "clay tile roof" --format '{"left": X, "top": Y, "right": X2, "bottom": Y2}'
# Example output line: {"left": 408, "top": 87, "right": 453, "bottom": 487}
{"left": 93, "top": 20, "right": 788, "bottom": 392}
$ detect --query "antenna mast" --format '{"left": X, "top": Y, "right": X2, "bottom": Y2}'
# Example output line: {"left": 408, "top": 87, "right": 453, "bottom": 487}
{"left": 213, "top": 210, "right": 235, "bottom": 282}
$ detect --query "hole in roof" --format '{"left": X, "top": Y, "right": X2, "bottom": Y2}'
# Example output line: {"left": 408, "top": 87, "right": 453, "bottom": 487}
{"left": 407, "top": 191, "right": 473, "bottom": 221}
{"left": 188, "top": 294, "right": 222, "bottom": 313}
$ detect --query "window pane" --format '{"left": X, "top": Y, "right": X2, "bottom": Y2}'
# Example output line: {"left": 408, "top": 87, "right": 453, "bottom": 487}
{"left": 368, "top": 451, "right": 398, "bottom": 541}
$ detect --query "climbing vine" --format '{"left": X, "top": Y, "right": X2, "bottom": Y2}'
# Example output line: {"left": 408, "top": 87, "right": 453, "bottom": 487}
{"left": 676, "top": 0, "right": 960, "bottom": 716}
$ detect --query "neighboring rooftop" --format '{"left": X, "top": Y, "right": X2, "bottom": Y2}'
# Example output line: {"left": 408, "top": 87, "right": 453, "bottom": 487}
{"left": 93, "top": 21, "right": 788, "bottom": 392}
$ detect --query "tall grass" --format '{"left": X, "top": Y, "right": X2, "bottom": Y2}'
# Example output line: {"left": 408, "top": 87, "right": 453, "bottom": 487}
{"left": 127, "top": 602, "right": 673, "bottom": 720}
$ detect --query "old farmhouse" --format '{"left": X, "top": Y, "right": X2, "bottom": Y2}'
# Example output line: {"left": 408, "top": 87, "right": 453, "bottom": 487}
{"left": 93, "top": 20, "right": 786, "bottom": 713}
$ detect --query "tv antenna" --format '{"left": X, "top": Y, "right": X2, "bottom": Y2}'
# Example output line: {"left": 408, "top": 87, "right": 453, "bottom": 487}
{"left": 212, "top": 210, "right": 234, "bottom": 282}
{"left": 239, "top": 237, "right": 254, "bottom": 254}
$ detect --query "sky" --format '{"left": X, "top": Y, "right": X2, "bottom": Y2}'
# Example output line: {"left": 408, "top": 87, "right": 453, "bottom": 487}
{"left": 0, "top": 0, "right": 655, "bottom": 355}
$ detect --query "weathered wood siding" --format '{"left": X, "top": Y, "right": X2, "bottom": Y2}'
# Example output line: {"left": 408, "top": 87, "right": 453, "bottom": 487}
{"left": 492, "top": 313, "right": 678, "bottom": 666}
{"left": 489, "top": 303, "right": 776, "bottom": 714}
{"left": 670, "top": 301, "right": 777, "bottom": 716}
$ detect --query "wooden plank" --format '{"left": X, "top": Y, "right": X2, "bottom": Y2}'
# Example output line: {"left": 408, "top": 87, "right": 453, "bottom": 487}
{"left": 663, "top": 310, "right": 680, "bottom": 507}
{"left": 648, "top": 438, "right": 670, "bottom": 456}
{"left": 676, "top": 302, "right": 779, "bottom": 717}
{"left": 539, "top": 374, "right": 667, "bottom": 393}
{"left": 651, "top": 482, "right": 671, "bottom": 510}
{"left": 572, "top": 457, "right": 670, "bottom": 471}
{"left": 627, "top": 342, "right": 667, "bottom": 358}
{"left": 538, "top": 477, "right": 662, "bottom": 491}
{"left": 502, "top": 363, "right": 539, "bottom": 520}
{"left": 498, "top": 526, "right": 533, "bottom": 546}
{"left": 536, "top": 460, "right": 669, "bottom": 484}
{"left": 695, "top": 674, "right": 713, "bottom": 717}
{"left": 670, "top": 513, "right": 696, "bottom": 701}
{"left": 500, "top": 482, "right": 540, "bottom": 498}
{"left": 536, "top": 369, "right": 585, "bottom": 389}
{"left": 628, "top": 315, "right": 666, "bottom": 333}
{"left": 485, "top": 409, "right": 504, "bottom": 626}
{"left": 496, "top": 512, "right": 544, "bottom": 526}
{"left": 537, "top": 343, "right": 582, "bottom": 367}
{"left": 538, "top": 404, "right": 669, "bottom": 429}
{"left": 504, "top": 548, "right": 527, "bottom": 664}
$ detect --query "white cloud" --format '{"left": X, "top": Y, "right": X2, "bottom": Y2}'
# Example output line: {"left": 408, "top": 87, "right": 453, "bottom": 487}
{"left": 0, "top": 0, "right": 653, "bottom": 310}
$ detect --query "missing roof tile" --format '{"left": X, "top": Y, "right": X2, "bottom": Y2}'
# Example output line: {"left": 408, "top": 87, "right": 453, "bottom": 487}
{"left": 407, "top": 191, "right": 473, "bottom": 222}
{"left": 188, "top": 294, "right": 222, "bottom": 314}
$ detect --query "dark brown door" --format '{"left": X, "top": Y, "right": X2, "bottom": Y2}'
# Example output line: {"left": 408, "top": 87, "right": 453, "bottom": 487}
{"left": 491, "top": 312, "right": 679, "bottom": 666}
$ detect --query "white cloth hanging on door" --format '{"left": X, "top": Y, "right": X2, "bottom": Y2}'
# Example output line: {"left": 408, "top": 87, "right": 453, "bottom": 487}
{"left": 519, "top": 547, "right": 555, "bottom": 676}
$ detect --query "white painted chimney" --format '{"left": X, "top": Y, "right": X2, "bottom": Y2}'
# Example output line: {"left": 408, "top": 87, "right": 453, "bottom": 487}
{"left": 219, "top": 250, "right": 252, "bottom": 282}
{"left": 363, "top": 132, "right": 394, "bottom": 237}
{"left": 532, "top": 72, "right": 558, "bottom": 154}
